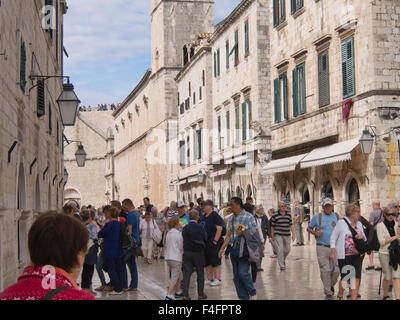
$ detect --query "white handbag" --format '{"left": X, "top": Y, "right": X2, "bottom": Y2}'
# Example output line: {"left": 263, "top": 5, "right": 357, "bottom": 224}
{"left": 152, "top": 220, "right": 162, "bottom": 245}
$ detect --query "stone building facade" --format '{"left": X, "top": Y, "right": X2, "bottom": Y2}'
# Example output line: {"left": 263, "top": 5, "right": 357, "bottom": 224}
{"left": 0, "top": 0, "right": 67, "bottom": 291}
{"left": 64, "top": 110, "right": 115, "bottom": 209}
{"left": 265, "top": 0, "right": 400, "bottom": 217}
{"left": 113, "top": 0, "right": 215, "bottom": 209}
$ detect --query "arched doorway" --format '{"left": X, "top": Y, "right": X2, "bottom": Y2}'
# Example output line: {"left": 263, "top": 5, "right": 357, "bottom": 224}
{"left": 301, "top": 184, "right": 310, "bottom": 204}
{"left": 348, "top": 178, "right": 360, "bottom": 205}
{"left": 321, "top": 180, "right": 333, "bottom": 200}
{"left": 227, "top": 189, "right": 232, "bottom": 203}
{"left": 64, "top": 188, "right": 82, "bottom": 207}
{"left": 246, "top": 185, "right": 252, "bottom": 199}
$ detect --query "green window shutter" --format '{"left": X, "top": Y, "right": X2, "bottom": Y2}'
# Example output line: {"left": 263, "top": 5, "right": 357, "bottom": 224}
{"left": 342, "top": 37, "right": 355, "bottom": 99}
{"left": 217, "top": 48, "right": 220, "bottom": 76}
{"left": 37, "top": 79, "right": 46, "bottom": 117}
{"left": 247, "top": 100, "right": 252, "bottom": 138}
{"left": 234, "top": 30, "right": 239, "bottom": 65}
{"left": 226, "top": 40, "right": 230, "bottom": 69}
{"left": 273, "top": 0, "right": 279, "bottom": 26}
{"left": 226, "top": 111, "right": 230, "bottom": 147}
{"left": 242, "top": 102, "right": 247, "bottom": 141}
{"left": 244, "top": 20, "right": 249, "bottom": 54}
{"left": 282, "top": 73, "right": 288, "bottom": 120}
{"left": 218, "top": 116, "right": 222, "bottom": 150}
{"left": 298, "top": 63, "right": 306, "bottom": 114}
{"left": 274, "top": 78, "right": 281, "bottom": 123}
{"left": 49, "top": 103, "right": 52, "bottom": 135}
{"left": 235, "top": 105, "right": 240, "bottom": 142}
{"left": 292, "top": 69, "right": 298, "bottom": 117}
{"left": 280, "top": 0, "right": 286, "bottom": 23}
{"left": 198, "top": 129, "right": 202, "bottom": 160}
{"left": 318, "top": 51, "right": 330, "bottom": 107}
{"left": 20, "top": 41, "right": 27, "bottom": 92}
{"left": 291, "top": 0, "right": 296, "bottom": 14}
{"left": 214, "top": 52, "right": 217, "bottom": 78}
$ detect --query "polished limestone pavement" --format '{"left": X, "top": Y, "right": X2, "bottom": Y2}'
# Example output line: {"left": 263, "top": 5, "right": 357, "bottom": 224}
{"left": 91, "top": 244, "right": 385, "bottom": 300}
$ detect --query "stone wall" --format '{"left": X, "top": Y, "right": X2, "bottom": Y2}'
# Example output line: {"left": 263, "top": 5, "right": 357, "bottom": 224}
{"left": 0, "top": 0, "right": 66, "bottom": 291}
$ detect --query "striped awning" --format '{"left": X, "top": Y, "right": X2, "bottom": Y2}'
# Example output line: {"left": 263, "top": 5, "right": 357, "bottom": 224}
{"left": 300, "top": 138, "right": 360, "bottom": 169}
{"left": 264, "top": 154, "right": 308, "bottom": 174}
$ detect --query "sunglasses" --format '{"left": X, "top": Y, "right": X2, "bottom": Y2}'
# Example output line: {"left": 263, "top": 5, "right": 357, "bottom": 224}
{"left": 386, "top": 213, "right": 397, "bottom": 217}
{"left": 394, "top": 206, "right": 400, "bottom": 208}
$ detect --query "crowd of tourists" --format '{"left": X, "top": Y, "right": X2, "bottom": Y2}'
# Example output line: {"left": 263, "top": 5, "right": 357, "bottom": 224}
{"left": 1, "top": 196, "right": 400, "bottom": 301}
{"left": 78, "top": 103, "right": 120, "bottom": 112}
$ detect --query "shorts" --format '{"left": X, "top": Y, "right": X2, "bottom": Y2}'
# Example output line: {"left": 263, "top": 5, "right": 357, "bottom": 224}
{"left": 205, "top": 240, "right": 223, "bottom": 267}
{"left": 166, "top": 260, "right": 183, "bottom": 286}
{"left": 338, "top": 254, "right": 363, "bottom": 280}
{"left": 379, "top": 253, "right": 400, "bottom": 281}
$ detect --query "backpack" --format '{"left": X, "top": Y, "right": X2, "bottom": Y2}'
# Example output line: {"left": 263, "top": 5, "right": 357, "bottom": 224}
{"left": 119, "top": 222, "right": 135, "bottom": 256}
{"left": 367, "top": 212, "right": 383, "bottom": 252}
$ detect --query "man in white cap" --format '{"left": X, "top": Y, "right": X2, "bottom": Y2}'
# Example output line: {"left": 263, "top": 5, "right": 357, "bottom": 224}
{"left": 307, "top": 198, "right": 340, "bottom": 300}
{"left": 177, "top": 201, "right": 190, "bottom": 232}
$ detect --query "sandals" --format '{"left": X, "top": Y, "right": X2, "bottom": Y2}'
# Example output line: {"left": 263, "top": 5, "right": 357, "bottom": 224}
{"left": 383, "top": 296, "right": 391, "bottom": 300}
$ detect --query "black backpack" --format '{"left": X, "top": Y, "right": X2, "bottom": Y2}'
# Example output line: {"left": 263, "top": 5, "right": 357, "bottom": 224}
{"left": 119, "top": 222, "right": 135, "bottom": 254}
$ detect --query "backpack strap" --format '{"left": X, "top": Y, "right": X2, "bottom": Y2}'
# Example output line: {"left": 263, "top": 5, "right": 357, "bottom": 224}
{"left": 319, "top": 212, "right": 340, "bottom": 227}
{"left": 40, "top": 287, "right": 70, "bottom": 300}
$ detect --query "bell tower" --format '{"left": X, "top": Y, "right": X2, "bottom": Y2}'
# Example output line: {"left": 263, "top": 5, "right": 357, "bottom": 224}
{"left": 150, "top": 0, "right": 215, "bottom": 72}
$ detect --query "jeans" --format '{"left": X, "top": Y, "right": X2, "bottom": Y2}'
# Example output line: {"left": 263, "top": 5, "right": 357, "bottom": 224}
{"left": 182, "top": 251, "right": 205, "bottom": 298}
{"left": 96, "top": 252, "right": 107, "bottom": 286}
{"left": 126, "top": 253, "right": 138, "bottom": 289}
{"left": 230, "top": 255, "right": 256, "bottom": 300}
{"left": 105, "top": 257, "right": 127, "bottom": 293}
{"left": 81, "top": 264, "right": 95, "bottom": 289}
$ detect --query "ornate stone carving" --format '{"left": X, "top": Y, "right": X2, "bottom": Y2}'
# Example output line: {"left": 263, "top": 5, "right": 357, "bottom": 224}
{"left": 258, "top": 151, "right": 272, "bottom": 167}
{"left": 251, "top": 121, "right": 265, "bottom": 136}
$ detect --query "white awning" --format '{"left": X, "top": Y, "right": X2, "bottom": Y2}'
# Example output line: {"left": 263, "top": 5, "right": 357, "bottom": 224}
{"left": 187, "top": 176, "right": 198, "bottom": 183}
{"left": 211, "top": 169, "right": 228, "bottom": 178}
{"left": 300, "top": 138, "right": 360, "bottom": 169}
{"left": 264, "top": 154, "right": 308, "bottom": 174}
{"left": 177, "top": 179, "right": 187, "bottom": 185}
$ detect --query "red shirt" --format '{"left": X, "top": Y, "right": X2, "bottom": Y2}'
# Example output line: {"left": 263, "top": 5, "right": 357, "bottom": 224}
{"left": 0, "top": 264, "right": 95, "bottom": 300}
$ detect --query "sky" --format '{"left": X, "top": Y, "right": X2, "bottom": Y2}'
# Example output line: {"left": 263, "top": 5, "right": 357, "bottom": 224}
{"left": 63, "top": 0, "right": 242, "bottom": 107}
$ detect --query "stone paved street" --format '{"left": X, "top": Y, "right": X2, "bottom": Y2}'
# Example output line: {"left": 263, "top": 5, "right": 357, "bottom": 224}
{"left": 91, "top": 243, "right": 385, "bottom": 301}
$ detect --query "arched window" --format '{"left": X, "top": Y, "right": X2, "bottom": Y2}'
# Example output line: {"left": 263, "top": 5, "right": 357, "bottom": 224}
{"left": 227, "top": 189, "right": 232, "bottom": 203}
{"left": 348, "top": 179, "right": 360, "bottom": 205}
{"left": 218, "top": 190, "right": 222, "bottom": 208}
{"left": 301, "top": 184, "right": 310, "bottom": 204}
{"left": 246, "top": 185, "right": 252, "bottom": 198}
{"left": 183, "top": 46, "right": 188, "bottom": 65}
{"left": 321, "top": 180, "right": 333, "bottom": 200}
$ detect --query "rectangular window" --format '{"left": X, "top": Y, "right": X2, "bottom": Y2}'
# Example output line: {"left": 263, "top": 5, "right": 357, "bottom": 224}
{"left": 342, "top": 37, "right": 355, "bottom": 99}
{"left": 187, "top": 136, "right": 190, "bottom": 164}
{"left": 217, "top": 116, "right": 222, "bottom": 150}
{"left": 193, "top": 92, "right": 196, "bottom": 105}
{"left": 244, "top": 20, "right": 249, "bottom": 55}
{"left": 180, "top": 103, "right": 185, "bottom": 115}
{"left": 291, "top": 0, "right": 303, "bottom": 14}
{"left": 246, "top": 100, "right": 252, "bottom": 139}
{"left": 49, "top": 103, "right": 52, "bottom": 135}
{"left": 274, "top": 74, "right": 288, "bottom": 123}
{"left": 226, "top": 110, "right": 230, "bottom": 147}
{"left": 197, "top": 129, "right": 202, "bottom": 160}
{"left": 202, "top": 70, "right": 205, "bottom": 86}
{"left": 217, "top": 48, "right": 221, "bottom": 76}
{"left": 242, "top": 102, "right": 247, "bottom": 141}
{"left": 214, "top": 52, "right": 217, "bottom": 78}
{"left": 226, "top": 40, "right": 230, "bottom": 70}
{"left": 185, "top": 98, "right": 190, "bottom": 110}
{"left": 234, "top": 30, "right": 239, "bottom": 66}
{"left": 293, "top": 63, "right": 306, "bottom": 116}
{"left": 273, "top": 0, "right": 286, "bottom": 27}
{"left": 179, "top": 141, "right": 185, "bottom": 166}
{"left": 318, "top": 50, "right": 330, "bottom": 107}
{"left": 20, "top": 41, "right": 27, "bottom": 92}
{"left": 235, "top": 105, "right": 240, "bottom": 143}
{"left": 193, "top": 130, "right": 198, "bottom": 161}
{"left": 199, "top": 86, "right": 202, "bottom": 100}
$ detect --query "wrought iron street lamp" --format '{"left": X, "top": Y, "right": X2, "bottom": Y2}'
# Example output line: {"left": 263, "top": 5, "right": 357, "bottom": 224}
{"left": 57, "top": 81, "right": 81, "bottom": 126}
{"left": 75, "top": 143, "right": 87, "bottom": 167}
{"left": 169, "top": 181, "right": 175, "bottom": 192}
{"left": 359, "top": 129, "right": 374, "bottom": 155}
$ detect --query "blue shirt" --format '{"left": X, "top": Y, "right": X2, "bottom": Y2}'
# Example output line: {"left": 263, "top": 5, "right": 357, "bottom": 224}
{"left": 228, "top": 210, "right": 257, "bottom": 245}
{"left": 126, "top": 211, "right": 140, "bottom": 243}
{"left": 308, "top": 212, "right": 340, "bottom": 246}
{"left": 98, "top": 221, "right": 123, "bottom": 259}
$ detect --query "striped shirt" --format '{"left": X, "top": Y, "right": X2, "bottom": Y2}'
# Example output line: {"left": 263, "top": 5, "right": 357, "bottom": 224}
{"left": 270, "top": 211, "right": 292, "bottom": 237}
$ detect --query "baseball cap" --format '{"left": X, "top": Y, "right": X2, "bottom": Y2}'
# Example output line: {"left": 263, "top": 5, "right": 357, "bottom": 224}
{"left": 322, "top": 198, "right": 334, "bottom": 207}
{"left": 177, "top": 200, "right": 185, "bottom": 208}
{"left": 203, "top": 200, "right": 214, "bottom": 207}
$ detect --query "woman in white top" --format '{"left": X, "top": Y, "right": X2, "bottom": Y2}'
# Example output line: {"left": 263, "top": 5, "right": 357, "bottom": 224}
{"left": 330, "top": 203, "right": 366, "bottom": 300}
{"left": 165, "top": 216, "right": 184, "bottom": 300}
{"left": 140, "top": 212, "right": 160, "bottom": 264}
{"left": 377, "top": 207, "right": 400, "bottom": 300}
